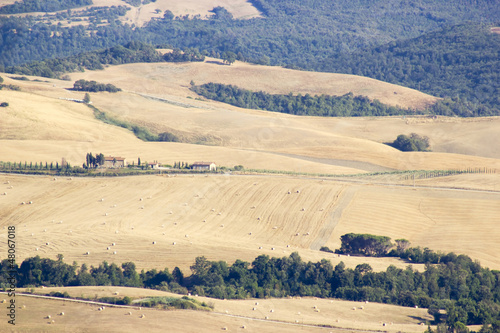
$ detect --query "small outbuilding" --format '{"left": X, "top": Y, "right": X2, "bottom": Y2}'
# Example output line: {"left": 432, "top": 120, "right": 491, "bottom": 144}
{"left": 191, "top": 162, "right": 217, "bottom": 172}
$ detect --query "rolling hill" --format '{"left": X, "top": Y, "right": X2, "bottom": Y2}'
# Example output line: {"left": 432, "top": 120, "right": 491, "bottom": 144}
{"left": 1, "top": 6, "right": 500, "bottom": 327}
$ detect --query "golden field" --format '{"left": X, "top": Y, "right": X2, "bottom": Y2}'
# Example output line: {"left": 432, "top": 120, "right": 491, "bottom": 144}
{"left": 0, "top": 56, "right": 499, "bottom": 332}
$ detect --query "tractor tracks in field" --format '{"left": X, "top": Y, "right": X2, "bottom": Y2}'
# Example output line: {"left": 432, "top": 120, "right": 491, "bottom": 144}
{"left": 310, "top": 185, "right": 358, "bottom": 251}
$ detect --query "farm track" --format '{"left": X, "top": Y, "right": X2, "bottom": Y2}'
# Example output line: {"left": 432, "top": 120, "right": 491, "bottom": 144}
{"left": 310, "top": 186, "right": 358, "bottom": 251}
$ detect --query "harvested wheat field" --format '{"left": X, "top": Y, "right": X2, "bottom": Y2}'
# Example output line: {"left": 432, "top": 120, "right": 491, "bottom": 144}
{"left": 0, "top": 172, "right": 499, "bottom": 271}
{"left": 5, "top": 79, "right": 499, "bottom": 174}
{"left": 0, "top": 173, "right": 426, "bottom": 272}
{"left": 6, "top": 63, "right": 497, "bottom": 173}
{"left": 64, "top": 61, "right": 500, "bottom": 165}
{"left": 2, "top": 293, "right": 353, "bottom": 333}
{"left": 9, "top": 286, "right": 432, "bottom": 332}
{"left": 70, "top": 59, "right": 438, "bottom": 110}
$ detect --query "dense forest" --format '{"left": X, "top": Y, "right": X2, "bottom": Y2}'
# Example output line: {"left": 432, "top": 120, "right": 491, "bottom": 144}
{"left": 5, "top": 41, "right": 203, "bottom": 78}
{"left": 314, "top": 23, "right": 500, "bottom": 112}
{"left": 0, "top": 0, "right": 92, "bottom": 14}
{"left": 191, "top": 83, "right": 500, "bottom": 117}
{"left": 2, "top": 237, "right": 500, "bottom": 329}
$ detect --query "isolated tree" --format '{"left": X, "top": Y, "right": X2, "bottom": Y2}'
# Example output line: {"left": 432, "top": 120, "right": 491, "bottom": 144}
{"left": 83, "top": 93, "right": 91, "bottom": 103}
{"left": 221, "top": 51, "right": 237, "bottom": 65}
{"left": 163, "top": 9, "right": 174, "bottom": 20}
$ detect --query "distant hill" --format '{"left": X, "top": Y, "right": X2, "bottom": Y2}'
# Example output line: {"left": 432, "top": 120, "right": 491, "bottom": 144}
{"left": 1, "top": 0, "right": 499, "bottom": 68}
{"left": 314, "top": 23, "right": 500, "bottom": 113}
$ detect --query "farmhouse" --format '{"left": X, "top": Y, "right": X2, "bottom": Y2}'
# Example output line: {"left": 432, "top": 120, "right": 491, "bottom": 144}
{"left": 103, "top": 156, "right": 127, "bottom": 168}
{"left": 191, "top": 162, "right": 217, "bottom": 171}
{"left": 147, "top": 161, "right": 160, "bottom": 169}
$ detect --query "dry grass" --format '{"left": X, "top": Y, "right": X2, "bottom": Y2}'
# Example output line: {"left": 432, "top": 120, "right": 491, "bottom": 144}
{"left": 70, "top": 59, "right": 438, "bottom": 109}
{"left": 0, "top": 0, "right": 261, "bottom": 28}
{"left": 116, "top": 0, "right": 261, "bottom": 27}
{"left": 8, "top": 293, "right": 344, "bottom": 333}
{"left": 16, "top": 286, "right": 432, "bottom": 332}
{"left": 0, "top": 173, "right": 432, "bottom": 273}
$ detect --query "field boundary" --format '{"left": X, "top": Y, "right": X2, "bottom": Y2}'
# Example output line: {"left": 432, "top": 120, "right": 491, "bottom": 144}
{"left": 0, "top": 291, "right": 141, "bottom": 310}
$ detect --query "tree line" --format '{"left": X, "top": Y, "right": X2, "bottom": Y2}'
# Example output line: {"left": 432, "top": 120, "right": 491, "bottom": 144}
{"left": 191, "top": 83, "right": 416, "bottom": 117}
{"left": 191, "top": 82, "right": 500, "bottom": 117}
{"left": 2, "top": 235, "right": 500, "bottom": 329}
{"left": 73, "top": 79, "right": 121, "bottom": 93}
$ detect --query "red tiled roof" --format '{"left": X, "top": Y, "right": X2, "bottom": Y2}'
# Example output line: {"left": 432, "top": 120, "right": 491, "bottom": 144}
{"left": 104, "top": 156, "right": 125, "bottom": 161}
{"left": 192, "top": 162, "right": 215, "bottom": 166}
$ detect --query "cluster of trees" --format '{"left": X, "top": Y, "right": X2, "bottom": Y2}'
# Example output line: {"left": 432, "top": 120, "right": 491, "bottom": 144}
{"left": 162, "top": 48, "right": 205, "bottom": 62}
{"left": 338, "top": 233, "right": 393, "bottom": 256}
{"left": 2, "top": 247, "right": 500, "bottom": 329}
{"left": 84, "top": 152, "right": 104, "bottom": 168}
{"left": 73, "top": 79, "right": 121, "bottom": 93}
{"left": 390, "top": 133, "right": 431, "bottom": 152}
{"left": 191, "top": 83, "right": 415, "bottom": 117}
{"left": 0, "top": 0, "right": 92, "bottom": 14}
{"left": 173, "top": 162, "right": 190, "bottom": 169}
{"left": 122, "top": 0, "right": 157, "bottom": 7}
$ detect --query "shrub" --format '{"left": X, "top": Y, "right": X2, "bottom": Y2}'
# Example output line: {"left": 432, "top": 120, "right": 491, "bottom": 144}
{"left": 390, "top": 133, "right": 430, "bottom": 151}
{"left": 320, "top": 246, "right": 334, "bottom": 253}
